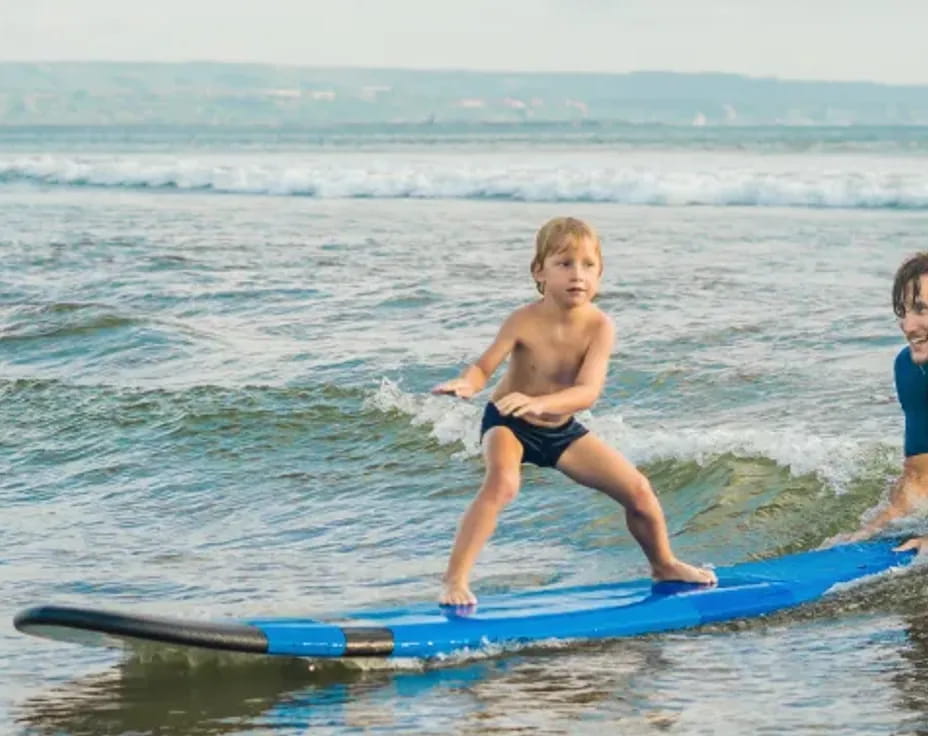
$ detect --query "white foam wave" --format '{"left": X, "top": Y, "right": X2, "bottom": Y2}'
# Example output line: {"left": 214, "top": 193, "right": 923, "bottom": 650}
{"left": 584, "top": 413, "right": 883, "bottom": 492}
{"left": 4, "top": 154, "right": 928, "bottom": 209}
{"left": 368, "top": 379, "right": 889, "bottom": 491}
{"left": 365, "top": 378, "right": 484, "bottom": 458}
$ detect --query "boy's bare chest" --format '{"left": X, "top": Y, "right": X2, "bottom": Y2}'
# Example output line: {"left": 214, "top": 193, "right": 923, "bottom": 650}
{"left": 513, "top": 331, "right": 587, "bottom": 378}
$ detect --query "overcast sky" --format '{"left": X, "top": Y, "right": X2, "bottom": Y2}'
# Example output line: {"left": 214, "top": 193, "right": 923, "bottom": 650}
{"left": 2, "top": 0, "right": 926, "bottom": 84}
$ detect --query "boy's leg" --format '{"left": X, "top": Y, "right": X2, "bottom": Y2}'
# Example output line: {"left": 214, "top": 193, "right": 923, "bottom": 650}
{"left": 556, "top": 432, "right": 716, "bottom": 585}
{"left": 440, "top": 426, "right": 524, "bottom": 605}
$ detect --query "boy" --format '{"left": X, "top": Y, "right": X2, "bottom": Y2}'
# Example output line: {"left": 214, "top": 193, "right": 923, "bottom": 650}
{"left": 432, "top": 216, "right": 717, "bottom": 606}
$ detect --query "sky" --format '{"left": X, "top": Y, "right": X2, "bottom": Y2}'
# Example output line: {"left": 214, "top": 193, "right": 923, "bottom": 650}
{"left": 1, "top": 0, "right": 926, "bottom": 85}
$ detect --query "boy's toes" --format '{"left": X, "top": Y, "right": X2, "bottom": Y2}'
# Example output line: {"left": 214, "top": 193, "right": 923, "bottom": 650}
{"left": 439, "top": 584, "right": 477, "bottom": 607}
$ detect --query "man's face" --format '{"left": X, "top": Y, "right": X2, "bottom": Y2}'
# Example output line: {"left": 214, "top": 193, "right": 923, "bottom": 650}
{"left": 900, "top": 274, "right": 928, "bottom": 364}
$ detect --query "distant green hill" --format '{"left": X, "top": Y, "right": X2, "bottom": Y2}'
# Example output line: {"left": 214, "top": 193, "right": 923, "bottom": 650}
{"left": 2, "top": 62, "right": 927, "bottom": 126}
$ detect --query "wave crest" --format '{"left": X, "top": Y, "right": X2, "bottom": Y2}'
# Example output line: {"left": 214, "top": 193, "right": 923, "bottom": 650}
{"left": 4, "top": 154, "right": 928, "bottom": 209}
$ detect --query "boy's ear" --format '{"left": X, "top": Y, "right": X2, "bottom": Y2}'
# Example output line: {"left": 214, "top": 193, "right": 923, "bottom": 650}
{"left": 530, "top": 260, "right": 546, "bottom": 294}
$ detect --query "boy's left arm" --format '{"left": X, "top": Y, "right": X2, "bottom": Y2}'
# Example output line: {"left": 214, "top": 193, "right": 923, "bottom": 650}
{"left": 508, "top": 317, "right": 615, "bottom": 418}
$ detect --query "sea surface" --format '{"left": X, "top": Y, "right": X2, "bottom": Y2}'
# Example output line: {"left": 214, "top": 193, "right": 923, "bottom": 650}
{"left": 3, "top": 123, "right": 928, "bottom": 735}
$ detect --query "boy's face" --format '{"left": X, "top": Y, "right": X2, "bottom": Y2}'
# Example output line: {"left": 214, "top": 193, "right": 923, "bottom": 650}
{"left": 900, "top": 274, "right": 928, "bottom": 364}
{"left": 535, "top": 236, "right": 602, "bottom": 306}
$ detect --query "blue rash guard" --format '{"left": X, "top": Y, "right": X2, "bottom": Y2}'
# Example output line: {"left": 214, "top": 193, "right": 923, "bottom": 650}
{"left": 895, "top": 346, "right": 928, "bottom": 457}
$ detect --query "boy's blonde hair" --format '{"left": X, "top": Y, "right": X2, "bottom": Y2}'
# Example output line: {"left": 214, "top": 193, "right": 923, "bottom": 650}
{"left": 531, "top": 217, "right": 603, "bottom": 294}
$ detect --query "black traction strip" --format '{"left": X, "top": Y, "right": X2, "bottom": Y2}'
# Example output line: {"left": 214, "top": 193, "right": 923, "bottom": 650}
{"left": 342, "top": 626, "right": 395, "bottom": 656}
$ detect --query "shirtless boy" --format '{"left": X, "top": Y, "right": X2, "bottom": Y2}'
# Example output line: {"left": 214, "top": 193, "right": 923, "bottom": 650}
{"left": 432, "top": 216, "right": 717, "bottom": 606}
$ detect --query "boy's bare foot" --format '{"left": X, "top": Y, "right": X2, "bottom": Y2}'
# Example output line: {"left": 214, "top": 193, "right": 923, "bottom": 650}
{"left": 652, "top": 559, "right": 717, "bottom": 586}
{"left": 440, "top": 580, "right": 477, "bottom": 606}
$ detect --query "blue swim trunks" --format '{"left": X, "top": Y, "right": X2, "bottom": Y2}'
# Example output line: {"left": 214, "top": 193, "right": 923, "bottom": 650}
{"left": 480, "top": 402, "right": 589, "bottom": 467}
{"left": 895, "top": 346, "right": 928, "bottom": 457}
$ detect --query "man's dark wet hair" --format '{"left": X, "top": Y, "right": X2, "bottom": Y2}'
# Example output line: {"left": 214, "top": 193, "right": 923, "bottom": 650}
{"left": 893, "top": 252, "right": 928, "bottom": 318}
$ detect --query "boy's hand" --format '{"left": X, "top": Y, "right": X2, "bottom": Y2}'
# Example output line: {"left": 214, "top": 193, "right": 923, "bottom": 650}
{"left": 431, "top": 378, "right": 476, "bottom": 399}
{"left": 495, "top": 392, "right": 549, "bottom": 419}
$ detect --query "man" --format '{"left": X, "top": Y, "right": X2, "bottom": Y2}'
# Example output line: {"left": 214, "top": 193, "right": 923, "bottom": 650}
{"left": 847, "top": 252, "right": 928, "bottom": 551}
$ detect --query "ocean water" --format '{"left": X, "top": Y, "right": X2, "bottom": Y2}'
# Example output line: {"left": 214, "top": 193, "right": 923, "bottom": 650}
{"left": 3, "top": 123, "right": 928, "bottom": 735}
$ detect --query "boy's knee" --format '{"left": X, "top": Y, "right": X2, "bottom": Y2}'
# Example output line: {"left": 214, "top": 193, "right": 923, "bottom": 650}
{"left": 625, "top": 475, "right": 656, "bottom": 515}
{"left": 481, "top": 470, "right": 520, "bottom": 507}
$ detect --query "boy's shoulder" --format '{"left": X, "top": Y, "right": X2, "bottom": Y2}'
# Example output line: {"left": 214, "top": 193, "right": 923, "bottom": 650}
{"left": 573, "top": 304, "right": 613, "bottom": 331}
{"left": 502, "top": 301, "right": 544, "bottom": 325}
{"left": 588, "top": 304, "right": 613, "bottom": 328}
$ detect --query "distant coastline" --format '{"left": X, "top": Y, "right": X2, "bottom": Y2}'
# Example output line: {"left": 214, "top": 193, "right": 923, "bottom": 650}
{"left": 2, "top": 61, "right": 928, "bottom": 126}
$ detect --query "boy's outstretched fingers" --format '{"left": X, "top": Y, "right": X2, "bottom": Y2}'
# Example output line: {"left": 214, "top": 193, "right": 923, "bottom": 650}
{"left": 431, "top": 379, "right": 475, "bottom": 398}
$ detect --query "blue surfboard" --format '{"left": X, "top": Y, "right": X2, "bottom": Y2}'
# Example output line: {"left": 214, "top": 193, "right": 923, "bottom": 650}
{"left": 14, "top": 540, "right": 917, "bottom": 659}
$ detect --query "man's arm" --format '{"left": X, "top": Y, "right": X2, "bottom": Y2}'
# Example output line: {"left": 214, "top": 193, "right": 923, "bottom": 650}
{"left": 847, "top": 346, "right": 928, "bottom": 550}
{"left": 847, "top": 453, "right": 928, "bottom": 545}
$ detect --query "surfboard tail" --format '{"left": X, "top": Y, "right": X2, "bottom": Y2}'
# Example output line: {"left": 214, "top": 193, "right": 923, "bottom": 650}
{"left": 13, "top": 605, "right": 392, "bottom": 658}
{"left": 14, "top": 605, "right": 270, "bottom": 653}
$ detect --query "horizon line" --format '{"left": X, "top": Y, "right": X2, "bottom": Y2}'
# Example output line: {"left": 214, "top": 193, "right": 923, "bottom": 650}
{"left": 1, "top": 59, "right": 926, "bottom": 89}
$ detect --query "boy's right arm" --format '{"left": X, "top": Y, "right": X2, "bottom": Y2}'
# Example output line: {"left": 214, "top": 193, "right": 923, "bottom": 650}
{"left": 431, "top": 313, "right": 520, "bottom": 399}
